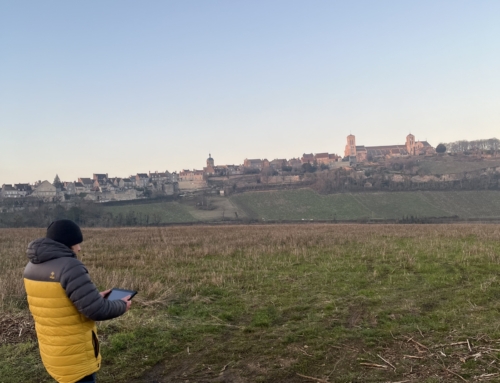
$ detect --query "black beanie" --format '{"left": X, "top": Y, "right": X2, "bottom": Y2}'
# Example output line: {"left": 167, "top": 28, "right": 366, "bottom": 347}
{"left": 46, "top": 219, "right": 83, "bottom": 248}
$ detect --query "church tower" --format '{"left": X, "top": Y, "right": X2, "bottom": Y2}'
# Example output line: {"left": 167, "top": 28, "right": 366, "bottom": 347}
{"left": 205, "top": 153, "right": 215, "bottom": 175}
{"left": 207, "top": 153, "right": 214, "bottom": 168}
{"left": 406, "top": 134, "right": 415, "bottom": 155}
{"left": 344, "top": 134, "right": 357, "bottom": 158}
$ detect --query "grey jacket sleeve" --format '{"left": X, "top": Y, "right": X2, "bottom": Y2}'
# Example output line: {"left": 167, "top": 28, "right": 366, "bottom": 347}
{"left": 60, "top": 260, "right": 127, "bottom": 321}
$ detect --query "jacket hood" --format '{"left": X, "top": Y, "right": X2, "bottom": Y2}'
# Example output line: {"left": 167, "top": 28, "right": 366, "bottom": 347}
{"left": 27, "top": 238, "right": 76, "bottom": 264}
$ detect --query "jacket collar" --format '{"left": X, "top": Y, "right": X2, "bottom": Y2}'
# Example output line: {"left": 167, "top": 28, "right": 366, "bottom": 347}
{"left": 27, "top": 237, "right": 76, "bottom": 264}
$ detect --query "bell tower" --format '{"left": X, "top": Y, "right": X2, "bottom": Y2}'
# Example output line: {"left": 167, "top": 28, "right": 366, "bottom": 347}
{"left": 406, "top": 134, "right": 415, "bottom": 155}
{"left": 345, "top": 134, "right": 357, "bottom": 158}
{"left": 207, "top": 153, "right": 214, "bottom": 168}
{"left": 205, "top": 153, "right": 215, "bottom": 175}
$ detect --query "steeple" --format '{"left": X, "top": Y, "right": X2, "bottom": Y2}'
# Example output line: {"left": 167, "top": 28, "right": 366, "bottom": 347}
{"left": 345, "top": 134, "right": 357, "bottom": 158}
{"left": 406, "top": 134, "right": 415, "bottom": 155}
{"left": 206, "top": 153, "right": 214, "bottom": 168}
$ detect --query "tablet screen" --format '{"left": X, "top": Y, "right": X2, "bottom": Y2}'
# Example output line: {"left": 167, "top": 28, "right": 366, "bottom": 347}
{"left": 107, "top": 288, "right": 137, "bottom": 301}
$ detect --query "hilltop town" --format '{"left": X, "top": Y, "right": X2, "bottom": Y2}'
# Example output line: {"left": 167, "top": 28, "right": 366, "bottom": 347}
{"left": 1, "top": 134, "right": 499, "bottom": 206}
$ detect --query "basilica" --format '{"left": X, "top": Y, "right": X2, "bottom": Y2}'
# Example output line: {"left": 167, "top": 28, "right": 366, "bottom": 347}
{"left": 344, "top": 134, "right": 435, "bottom": 163}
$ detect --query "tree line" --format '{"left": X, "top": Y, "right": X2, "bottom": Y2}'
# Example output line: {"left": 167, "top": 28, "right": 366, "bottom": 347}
{"left": 444, "top": 138, "right": 499, "bottom": 153}
{"left": 0, "top": 201, "right": 164, "bottom": 228}
{"left": 308, "top": 167, "right": 500, "bottom": 194}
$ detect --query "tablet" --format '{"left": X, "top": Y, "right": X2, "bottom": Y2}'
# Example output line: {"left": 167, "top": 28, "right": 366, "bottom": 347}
{"left": 106, "top": 288, "right": 138, "bottom": 301}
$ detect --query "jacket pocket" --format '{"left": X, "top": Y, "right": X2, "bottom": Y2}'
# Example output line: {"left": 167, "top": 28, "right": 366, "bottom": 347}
{"left": 91, "top": 331, "right": 99, "bottom": 358}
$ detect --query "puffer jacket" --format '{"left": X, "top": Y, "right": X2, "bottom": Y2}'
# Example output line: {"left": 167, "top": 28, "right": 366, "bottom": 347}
{"left": 23, "top": 238, "right": 127, "bottom": 383}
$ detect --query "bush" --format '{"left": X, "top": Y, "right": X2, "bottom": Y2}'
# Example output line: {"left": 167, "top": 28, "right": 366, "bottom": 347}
{"left": 436, "top": 143, "right": 446, "bottom": 153}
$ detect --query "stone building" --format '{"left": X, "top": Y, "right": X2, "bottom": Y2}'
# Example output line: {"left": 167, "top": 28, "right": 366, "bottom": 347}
{"left": 270, "top": 159, "right": 286, "bottom": 170}
{"left": 287, "top": 158, "right": 302, "bottom": 169}
{"left": 1, "top": 184, "right": 18, "bottom": 198}
{"left": 243, "top": 159, "right": 263, "bottom": 170}
{"left": 178, "top": 169, "right": 206, "bottom": 190}
{"left": 15, "top": 184, "right": 32, "bottom": 197}
{"left": 169, "top": 172, "right": 179, "bottom": 182}
{"left": 30, "top": 181, "right": 57, "bottom": 200}
{"left": 344, "top": 134, "right": 435, "bottom": 163}
{"left": 135, "top": 173, "right": 149, "bottom": 188}
{"left": 179, "top": 170, "right": 204, "bottom": 181}
{"left": 301, "top": 153, "right": 315, "bottom": 164}
{"left": 122, "top": 178, "right": 133, "bottom": 189}
{"left": 127, "top": 176, "right": 137, "bottom": 187}
{"left": 78, "top": 178, "right": 94, "bottom": 190}
{"left": 93, "top": 173, "right": 108, "bottom": 183}
{"left": 149, "top": 171, "right": 170, "bottom": 184}
{"left": 109, "top": 177, "right": 125, "bottom": 189}
{"left": 216, "top": 165, "right": 242, "bottom": 176}
{"left": 63, "top": 182, "right": 76, "bottom": 195}
{"left": 300, "top": 153, "right": 340, "bottom": 167}
{"left": 314, "top": 153, "right": 341, "bottom": 166}
{"left": 204, "top": 154, "right": 215, "bottom": 175}
{"left": 74, "top": 182, "right": 86, "bottom": 194}
{"left": 405, "top": 134, "right": 434, "bottom": 156}
{"left": 1, "top": 184, "right": 32, "bottom": 198}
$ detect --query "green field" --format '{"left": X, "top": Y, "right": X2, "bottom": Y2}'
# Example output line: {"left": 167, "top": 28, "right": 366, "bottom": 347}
{"left": 230, "top": 189, "right": 500, "bottom": 220}
{"left": 3, "top": 225, "right": 500, "bottom": 382}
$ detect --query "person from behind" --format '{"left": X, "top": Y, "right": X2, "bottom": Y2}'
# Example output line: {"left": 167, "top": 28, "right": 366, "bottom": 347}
{"left": 23, "top": 219, "right": 132, "bottom": 383}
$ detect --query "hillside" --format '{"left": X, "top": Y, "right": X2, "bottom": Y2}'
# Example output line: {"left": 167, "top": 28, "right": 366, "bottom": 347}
{"left": 102, "top": 201, "right": 195, "bottom": 223}
{"left": 417, "top": 156, "right": 500, "bottom": 175}
{"left": 101, "top": 189, "right": 500, "bottom": 223}
{"left": 99, "top": 157, "right": 500, "bottom": 223}
{"left": 230, "top": 189, "right": 500, "bottom": 221}
{"left": 102, "top": 197, "right": 247, "bottom": 223}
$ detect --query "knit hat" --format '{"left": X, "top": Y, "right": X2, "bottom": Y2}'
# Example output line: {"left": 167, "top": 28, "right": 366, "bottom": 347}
{"left": 46, "top": 219, "right": 83, "bottom": 248}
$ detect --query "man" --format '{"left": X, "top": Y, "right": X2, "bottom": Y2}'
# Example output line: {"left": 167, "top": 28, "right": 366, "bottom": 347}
{"left": 23, "top": 219, "right": 132, "bottom": 383}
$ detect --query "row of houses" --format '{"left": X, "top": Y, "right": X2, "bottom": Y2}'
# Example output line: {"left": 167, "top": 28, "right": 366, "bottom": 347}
{"left": 73, "top": 171, "right": 178, "bottom": 193}
{"left": 184, "top": 153, "right": 342, "bottom": 180}
{"left": 0, "top": 170, "right": 179, "bottom": 200}
{"left": 1, "top": 151, "right": 343, "bottom": 200}
{"left": 1, "top": 181, "right": 61, "bottom": 200}
{"left": 243, "top": 152, "right": 341, "bottom": 171}
{"left": 0, "top": 183, "right": 33, "bottom": 198}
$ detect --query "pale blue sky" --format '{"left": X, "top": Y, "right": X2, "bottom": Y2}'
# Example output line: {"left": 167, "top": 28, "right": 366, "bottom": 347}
{"left": 1, "top": 1, "right": 499, "bottom": 184}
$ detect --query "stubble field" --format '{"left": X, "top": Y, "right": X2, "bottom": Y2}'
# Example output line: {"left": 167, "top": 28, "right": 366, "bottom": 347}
{"left": 1, "top": 224, "right": 500, "bottom": 382}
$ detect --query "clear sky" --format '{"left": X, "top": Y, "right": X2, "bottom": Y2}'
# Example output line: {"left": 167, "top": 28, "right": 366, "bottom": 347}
{"left": 1, "top": 0, "right": 499, "bottom": 184}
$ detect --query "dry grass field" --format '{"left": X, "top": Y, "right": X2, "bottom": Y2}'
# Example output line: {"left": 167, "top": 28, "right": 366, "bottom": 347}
{"left": 2, "top": 224, "right": 500, "bottom": 382}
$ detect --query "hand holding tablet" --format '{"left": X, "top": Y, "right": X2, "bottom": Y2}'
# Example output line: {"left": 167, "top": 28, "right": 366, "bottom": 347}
{"left": 106, "top": 288, "right": 138, "bottom": 301}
